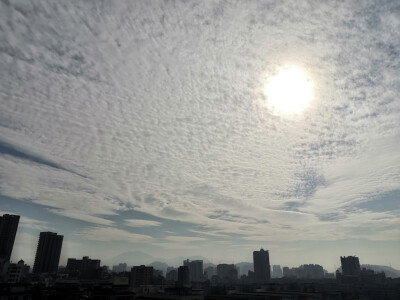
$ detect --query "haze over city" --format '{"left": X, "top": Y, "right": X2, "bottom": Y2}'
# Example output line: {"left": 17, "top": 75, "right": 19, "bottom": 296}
{"left": 1, "top": 0, "right": 399, "bottom": 273}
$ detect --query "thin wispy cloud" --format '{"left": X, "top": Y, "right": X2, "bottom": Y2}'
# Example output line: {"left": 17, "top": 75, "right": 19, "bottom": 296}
{"left": 0, "top": 210, "right": 48, "bottom": 231}
{"left": 79, "top": 227, "right": 153, "bottom": 243}
{"left": 125, "top": 219, "right": 162, "bottom": 227}
{"left": 165, "top": 236, "right": 206, "bottom": 242}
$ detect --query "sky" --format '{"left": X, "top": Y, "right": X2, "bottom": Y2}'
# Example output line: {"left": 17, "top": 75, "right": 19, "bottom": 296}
{"left": 0, "top": 0, "right": 399, "bottom": 272}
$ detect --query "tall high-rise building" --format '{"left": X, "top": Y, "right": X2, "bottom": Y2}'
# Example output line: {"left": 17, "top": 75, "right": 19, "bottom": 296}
{"left": 33, "top": 232, "right": 63, "bottom": 274}
{"left": 341, "top": 256, "right": 361, "bottom": 276}
{"left": 253, "top": 248, "right": 271, "bottom": 282}
{"left": 183, "top": 259, "right": 203, "bottom": 282}
{"left": 0, "top": 214, "right": 20, "bottom": 262}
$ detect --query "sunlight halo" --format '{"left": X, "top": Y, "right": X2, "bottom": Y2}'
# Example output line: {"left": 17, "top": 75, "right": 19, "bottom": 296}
{"left": 264, "top": 66, "right": 314, "bottom": 115}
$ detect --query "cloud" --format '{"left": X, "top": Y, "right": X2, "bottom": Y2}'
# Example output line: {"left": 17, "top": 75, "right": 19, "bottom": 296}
{"left": 48, "top": 208, "right": 114, "bottom": 226}
{"left": 303, "top": 135, "right": 400, "bottom": 214}
{"left": 125, "top": 219, "right": 162, "bottom": 227}
{"left": 0, "top": 157, "right": 122, "bottom": 226}
{"left": 152, "top": 242, "right": 197, "bottom": 251}
{"left": 78, "top": 226, "right": 153, "bottom": 243}
{"left": 0, "top": 139, "right": 85, "bottom": 177}
{"left": 10, "top": 231, "right": 38, "bottom": 263}
{"left": 188, "top": 229, "right": 229, "bottom": 238}
{"left": 0, "top": 210, "right": 48, "bottom": 231}
{"left": 165, "top": 236, "right": 206, "bottom": 242}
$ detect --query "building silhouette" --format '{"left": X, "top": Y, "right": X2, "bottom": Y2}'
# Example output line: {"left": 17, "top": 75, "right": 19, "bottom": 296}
{"left": 183, "top": 259, "right": 203, "bottom": 282}
{"left": 341, "top": 256, "right": 361, "bottom": 276}
{"left": 272, "top": 265, "right": 282, "bottom": 278}
{"left": 129, "top": 265, "right": 154, "bottom": 287}
{"left": 1, "top": 259, "right": 29, "bottom": 283}
{"left": 297, "top": 264, "right": 324, "bottom": 279}
{"left": 253, "top": 248, "right": 271, "bottom": 282}
{"left": 0, "top": 214, "right": 20, "bottom": 262}
{"left": 66, "top": 256, "right": 100, "bottom": 278}
{"left": 281, "top": 264, "right": 324, "bottom": 279}
{"left": 33, "top": 232, "right": 63, "bottom": 274}
{"left": 204, "top": 266, "right": 215, "bottom": 280}
{"left": 282, "top": 266, "right": 294, "bottom": 278}
{"left": 112, "top": 263, "right": 127, "bottom": 273}
{"left": 217, "top": 264, "right": 238, "bottom": 283}
{"left": 178, "top": 265, "right": 190, "bottom": 286}
{"left": 166, "top": 267, "right": 178, "bottom": 282}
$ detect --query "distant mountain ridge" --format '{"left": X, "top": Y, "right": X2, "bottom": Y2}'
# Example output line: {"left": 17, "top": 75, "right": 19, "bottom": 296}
{"left": 235, "top": 262, "right": 254, "bottom": 276}
{"left": 361, "top": 264, "right": 400, "bottom": 278}
{"left": 106, "top": 251, "right": 155, "bottom": 266}
{"left": 147, "top": 261, "right": 169, "bottom": 275}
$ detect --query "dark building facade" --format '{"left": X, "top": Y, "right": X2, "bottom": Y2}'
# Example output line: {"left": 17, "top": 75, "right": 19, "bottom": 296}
{"left": 253, "top": 248, "right": 271, "bottom": 282}
{"left": 178, "top": 265, "right": 190, "bottom": 286}
{"left": 283, "top": 264, "right": 324, "bottom": 279}
{"left": 166, "top": 267, "right": 178, "bottom": 282}
{"left": 66, "top": 256, "right": 100, "bottom": 278}
{"left": 183, "top": 259, "right": 203, "bottom": 282}
{"left": 129, "top": 265, "right": 154, "bottom": 287}
{"left": 217, "top": 264, "right": 238, "bottom": 283}
{"left": 341, "top": 256, "right": 361, "bottom": 276}
{"left": 0, "top": 214, "right": 20, "bottom": 262}
{"left": 282, "top": 266, "right": 293, "bottom": 277}
{"left": 2, "top": 259, "right": 29, "bottom": 283}
{"left": 33, "top": 232, "right": 63, "bottom": 274}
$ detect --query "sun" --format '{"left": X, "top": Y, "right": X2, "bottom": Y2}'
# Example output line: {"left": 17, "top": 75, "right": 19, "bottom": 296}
{"left": 264, "top": 66, "right": 313, "bottom": 115}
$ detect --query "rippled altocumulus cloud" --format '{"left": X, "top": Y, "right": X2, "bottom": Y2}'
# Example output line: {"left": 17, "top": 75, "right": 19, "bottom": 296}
{"left": 1, "top": 0, "right": 399, "bottom": 257}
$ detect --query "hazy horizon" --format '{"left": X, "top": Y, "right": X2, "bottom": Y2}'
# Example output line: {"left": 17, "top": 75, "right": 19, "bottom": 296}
{"left": 1, "top": 0, "right": 399, "bottom": 272}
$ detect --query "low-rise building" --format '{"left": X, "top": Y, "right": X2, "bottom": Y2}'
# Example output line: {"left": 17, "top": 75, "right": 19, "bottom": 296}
{"left": 66, "top": 256, "right": 101, "bottom": 278}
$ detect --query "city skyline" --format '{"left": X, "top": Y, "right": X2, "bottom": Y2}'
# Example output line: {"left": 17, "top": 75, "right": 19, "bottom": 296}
{"left": 1, "top": 213, "right": 398, "bottom": 277}
{"left": 1, "top": 220, "right": 396, "bottom": 299}
{"left": 1, "top": 0, "right": 399, "bottom": 272}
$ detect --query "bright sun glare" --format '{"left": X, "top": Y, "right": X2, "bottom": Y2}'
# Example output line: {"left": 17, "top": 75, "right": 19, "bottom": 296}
{"left": 265, "top": 66, "right": 313, "bottom": 115}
